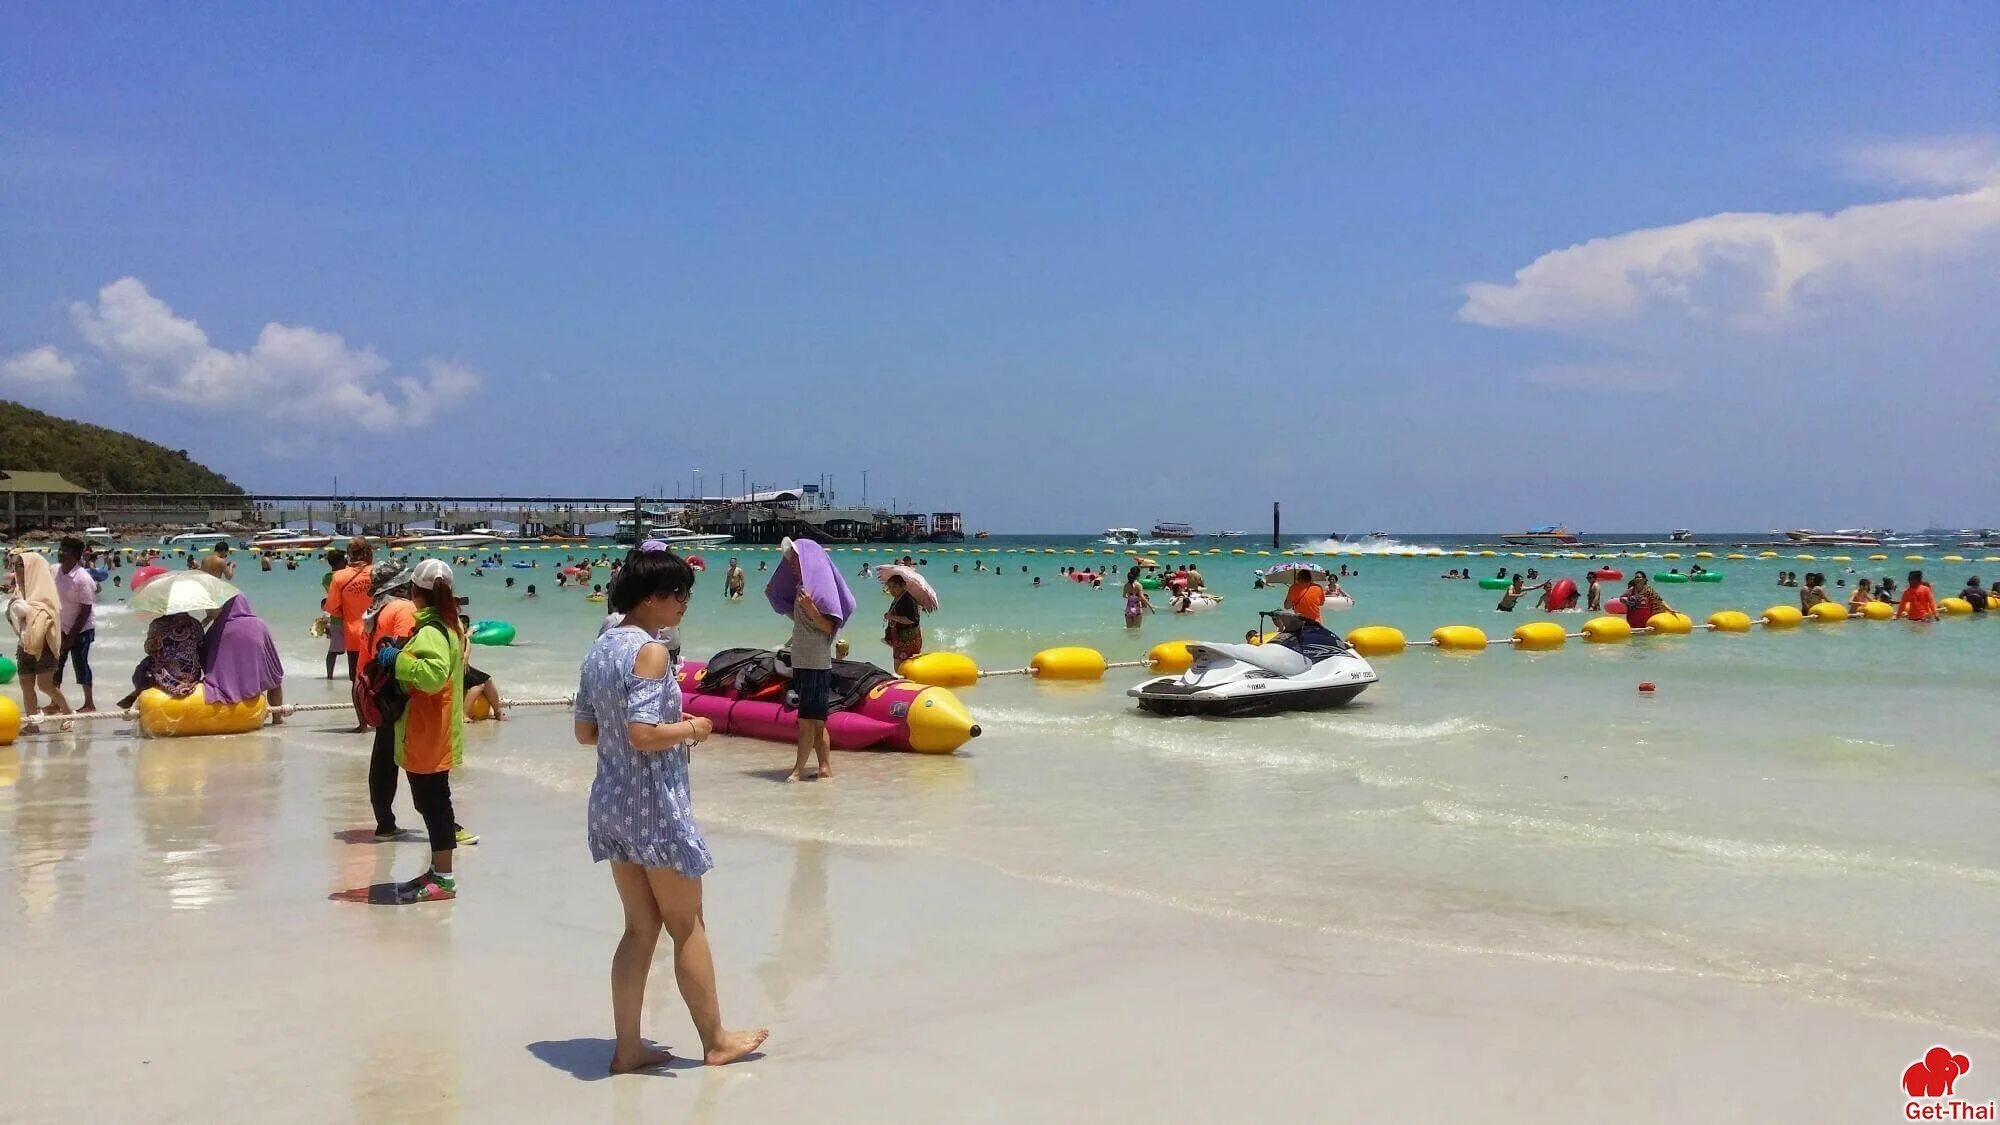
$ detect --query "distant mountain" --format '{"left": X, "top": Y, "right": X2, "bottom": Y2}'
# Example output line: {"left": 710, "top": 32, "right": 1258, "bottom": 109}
{"left": 0, "top": 400, "right": 242, "bottom": 494}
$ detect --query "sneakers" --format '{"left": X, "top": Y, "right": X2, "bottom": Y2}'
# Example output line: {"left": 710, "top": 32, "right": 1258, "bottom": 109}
{"left": 395, "top": 870, "right": 456, "bottom": 904}
{"left": 454, "top": 827, "right": 480, "bottom": 846}
{"left": 373, "top": 827, "right": 417, "bottom": 842}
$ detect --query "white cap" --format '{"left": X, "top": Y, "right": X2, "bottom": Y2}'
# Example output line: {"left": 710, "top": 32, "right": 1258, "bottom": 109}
{"left": 412, "top": 558, "right": 454, "bottom": 589}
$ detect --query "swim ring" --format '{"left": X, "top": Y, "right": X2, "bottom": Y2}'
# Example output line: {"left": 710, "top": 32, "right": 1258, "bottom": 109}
{"left": 1139, "top": 577, "right": 1164, "bottom": 590}
{"left": 511, "top": 561, "right": 536, "bottom": 569}
{"left": 1592, "top": 568, "right": 1623, "bottom": 581}
{"left": 0, "top": 654, "right": 14, "bottom": 684}
{"left": 136, "top": 686, "right": 268, "bottom": 738}
{"left": 1691, "top": 571, "right": 1724, "bottom": 583}
{"left": 1545, "top": 577, "right": 1579, "bottom": 611}
{"left": 1654, "top": 572, "right": 1689, "bottom": 583}
{"left": 469, "top": 620, "right": 517, "bottom": 646}
{"left": 88, "top": 566, "right": 109, "bottom": 582}
{"left": 1604, "top": 597, "right": 1627, "bottom": 615}
{"left": 1477, "top": 577, "right": 1510, "bottom": 590}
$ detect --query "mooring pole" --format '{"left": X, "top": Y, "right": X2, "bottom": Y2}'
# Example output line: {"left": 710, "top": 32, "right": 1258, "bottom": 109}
{"left": 1272, "top": 501, "right": 1281, "bottom": 550}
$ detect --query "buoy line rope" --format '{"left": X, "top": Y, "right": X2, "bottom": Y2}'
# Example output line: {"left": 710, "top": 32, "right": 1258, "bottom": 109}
{"left": 16, "top": 696, "right": 578, "bottom": 730}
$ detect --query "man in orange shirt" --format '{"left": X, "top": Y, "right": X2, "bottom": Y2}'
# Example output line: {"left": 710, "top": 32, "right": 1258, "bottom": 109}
{"left": 1896, "top": 569, "right": 1938, "bottom": 622}
{"left": 1283, "top": 569, "right": 1326, "bottom": 624}
{"left": 323, "top": 538, "right": 375, "bottom": 685}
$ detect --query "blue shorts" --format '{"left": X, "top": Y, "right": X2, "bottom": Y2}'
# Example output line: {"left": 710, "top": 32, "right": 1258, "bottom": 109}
{"left": 793, "top": 667, "right": 831, "bottom": 721}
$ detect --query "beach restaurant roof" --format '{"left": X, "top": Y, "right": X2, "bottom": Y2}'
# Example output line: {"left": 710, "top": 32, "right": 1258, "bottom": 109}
{"left": 0, "top": 470, "right": 88, "bottom": 495}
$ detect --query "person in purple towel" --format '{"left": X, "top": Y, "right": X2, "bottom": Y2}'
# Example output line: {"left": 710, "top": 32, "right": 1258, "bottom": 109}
{"left": 200, "top": 594, "right": 287, "bottom": 723}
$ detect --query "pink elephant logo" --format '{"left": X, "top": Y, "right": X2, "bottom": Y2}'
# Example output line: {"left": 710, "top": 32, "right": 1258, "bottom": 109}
{"left": 1905, "top": 1046, "right": 1972, "bottom": 1098}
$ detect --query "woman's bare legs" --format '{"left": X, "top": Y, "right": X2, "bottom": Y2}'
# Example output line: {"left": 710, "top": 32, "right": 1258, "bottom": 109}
{"left": 645, "top": 865, "right": 767, "bottom": 1065}
{"left": 35, "top": 672, "right": 70, "bottom": 731}
{"left": 608, "top": 862, "right": 674, "bottom": 1073}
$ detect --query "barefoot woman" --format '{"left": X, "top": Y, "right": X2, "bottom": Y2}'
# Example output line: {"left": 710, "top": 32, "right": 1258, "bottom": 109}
{"left": 574, "top": 544, "right": 767, "bottom": 1072}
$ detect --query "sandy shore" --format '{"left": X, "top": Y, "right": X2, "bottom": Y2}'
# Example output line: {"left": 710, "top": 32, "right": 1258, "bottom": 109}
{"left": 0, "top": 714, "right": 1987, "bottom": 1123}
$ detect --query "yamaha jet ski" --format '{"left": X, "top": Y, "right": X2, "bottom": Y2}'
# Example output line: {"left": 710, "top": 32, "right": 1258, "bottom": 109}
{"left": 1127, "top": 612, "right": 1377, "bottom": 718}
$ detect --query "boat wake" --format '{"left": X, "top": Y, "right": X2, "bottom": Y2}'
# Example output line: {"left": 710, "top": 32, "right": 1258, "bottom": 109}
{"left": 1296, "top": 536, "right": 1446, "bottom": 556}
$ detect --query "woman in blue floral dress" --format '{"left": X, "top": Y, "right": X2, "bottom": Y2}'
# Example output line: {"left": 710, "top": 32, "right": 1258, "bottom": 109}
{"left": 574, "top": 545, "right": 766, "bottom": 1072}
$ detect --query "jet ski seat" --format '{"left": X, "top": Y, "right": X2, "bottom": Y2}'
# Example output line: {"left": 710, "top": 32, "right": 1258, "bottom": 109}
{"left": 1191, "top": 642, "right": 1311, "bottom": 677}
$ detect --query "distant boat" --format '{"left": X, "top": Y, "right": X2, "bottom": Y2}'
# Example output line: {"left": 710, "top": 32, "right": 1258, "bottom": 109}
{"left": 973, "top": 530, "right": 989, "bottom": 539}
{"left": 1151, "top": 521, "right": 1196, "bottom": 539}
{"left": 1784, "top": 528, "right": 1883, "bottom": 547}
{"left": 1670, "top": 529, "right": 1693, "bottom": 542}
{"left": 250, "top": 528, "right": 335, "bottom": 551}
{"left": 1103, "top": 527, "right": 1142, "bottom": 545}
{"left": 391, "top": 527, "right": 506, "bottom": 549}
{"left": 83, "top": 526, "right": 118, "bottom": 547}
{"left": 1501, "top": 524, "right": 1580, "bottom": 546}
{"left": 165, "top": 525, "right": 232, "bottom": 548}
{"left": 614, "top": 520, "right": 733, "bottom": 548}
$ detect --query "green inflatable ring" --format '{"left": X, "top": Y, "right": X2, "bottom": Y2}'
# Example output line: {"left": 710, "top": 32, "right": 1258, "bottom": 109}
{"left": 1691, "top": 571, "right": 1724, "bottom": 583}
{"left": 469, "top": 620, "right": 517, "bottom": 646}
{"left": 1138, "top": 577, "right": 1163, "bottom": 590}
{"left": 0, "top": 654, "right": 14, "bottom": 685}
{"left": 1477, "top": 577, "right": 1510, "bottom": 589}
{"left": 1655, "top": 572, "right": 1690, "bottom": 583}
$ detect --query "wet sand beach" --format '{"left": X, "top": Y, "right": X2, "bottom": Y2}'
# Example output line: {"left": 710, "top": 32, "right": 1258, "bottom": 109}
{"left": 2, "top": 703, "right": 1987, "bottom": 1123}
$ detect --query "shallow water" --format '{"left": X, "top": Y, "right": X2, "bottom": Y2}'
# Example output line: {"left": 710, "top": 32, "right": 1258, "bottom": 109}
{"left": 16, "top": 531, "right": 2000, "bottom": 1034}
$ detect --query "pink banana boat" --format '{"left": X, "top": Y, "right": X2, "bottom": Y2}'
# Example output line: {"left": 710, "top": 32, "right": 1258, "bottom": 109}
{"left": 676, "top": 658, "right": 980, "bottom": 754}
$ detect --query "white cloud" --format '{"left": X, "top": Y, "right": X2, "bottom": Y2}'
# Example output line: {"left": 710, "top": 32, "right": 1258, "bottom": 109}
{"left": 68, "top": 277, "right": 479, "bottom": 430}
{"left": 1524, "top": 361, "right": 1673, "bottom": 393}
{"left": 1460, "top": 138, "right": 2000, "bottom": 332}
{"left": 0, "top": 345, "right": 80, "bottom": 389}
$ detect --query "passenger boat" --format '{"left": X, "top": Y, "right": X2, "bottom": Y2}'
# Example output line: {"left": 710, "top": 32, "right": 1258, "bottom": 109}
{"left": 249, "top": 528, "right": 335, "bottom": 551}
{"left": 1784, "top": 529, "right": 1884, "bottom": 547}
{"left": 614, "top": 520, "right": 733, "bottom": 548}
{"left": 1151, "top": 521, "right": 1196, "bottom": 539}
{"left": 390, "top": 527, "right": 506, "bottom": 549}
{"left": 164, "top": 525, "right": 232, "bottom": 548}
{"left": 1500, "top": 524, "right": 1581, "bottom": 546}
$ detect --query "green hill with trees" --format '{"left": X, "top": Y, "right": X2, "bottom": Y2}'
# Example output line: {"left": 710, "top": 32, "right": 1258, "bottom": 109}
{"left": 0, "top": 400, "right": 242, "bottom": 494}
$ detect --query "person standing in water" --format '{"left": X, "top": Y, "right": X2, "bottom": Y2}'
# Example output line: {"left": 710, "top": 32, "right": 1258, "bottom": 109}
{"left": 1586, "top": 572, "right": 1604, "bottom": 612}
{"left": 882, "top": 574, "right": 923, "bottom": 665}
{"left": 766, "top": 538, "right": 851, "bottom": 783}
{"left": 7, "top": 552, "right": 73, "bottom": 731}
{"left": 724, "top": 558, "right": 745, "bottom": 601}
{"left": 1897, "top": 570, "right": 1938, "bottom": 622}
{"left": 1281, "top": 569, "right": 1324, "bottom": 624}
{"left": 321, "top": 547, "right": 349, "bottom": 680}
{"left": 574, "top": 546, "right": 767, "bottom": 1070}
{"left": 1124, "top": 570, "right": 1154, "bottom": 628}
{"left": 201, "top": 541, "right": 236, "bottom": 580}
{"left": 53, "top": 537, "right": 98, "bottom": 712}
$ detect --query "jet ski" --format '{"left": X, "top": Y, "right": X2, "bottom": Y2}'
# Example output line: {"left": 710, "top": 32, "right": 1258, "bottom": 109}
{"left": 1128, "top": 612, "right": 1378, "bottom": 718}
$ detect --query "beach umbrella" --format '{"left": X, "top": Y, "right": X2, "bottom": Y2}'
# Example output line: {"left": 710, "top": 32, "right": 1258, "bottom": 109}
{"left": 1261, "top": 561, "right": 1333, "bottom": 581}
{"left": 130, "top": 571, "right": 239, "bottom": 618}
{"left": 875, "top": 564, "right": 938, "bottom": 612}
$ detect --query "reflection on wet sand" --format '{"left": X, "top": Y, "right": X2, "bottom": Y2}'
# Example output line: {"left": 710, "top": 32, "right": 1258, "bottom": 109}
{"left": 6, "top": 735, "right": 94, "bottom": 922}
{"left": 758, "top": 840, "right": 830, "bottom": 1015}
{"left": 135, "top": 732, "right": 279, "bottom": 910}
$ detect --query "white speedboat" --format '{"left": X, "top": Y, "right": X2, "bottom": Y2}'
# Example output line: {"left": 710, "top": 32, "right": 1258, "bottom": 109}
{"left": 1784, "top": 528, "right": 1884, "bottom": 547}
{"left": 1151, "top": 521, "right": 1196, "bottom": 539}
{"left": 83, "top": 527, "right": 118, "bottom": 547}
{"left": 250, "top": 528, "right": 335, "bottom": 551}
{"left": 1103, "top": 527, "right": 1142, "bottom": 545}
{"left": 391, "top": 527, "right": 506, "bottom": 549}
{"left": 165, "top": 525, "right": 232, "bottom": 548}
{"left": 1128, "top": 615, "right": 1377, "bottom": 717}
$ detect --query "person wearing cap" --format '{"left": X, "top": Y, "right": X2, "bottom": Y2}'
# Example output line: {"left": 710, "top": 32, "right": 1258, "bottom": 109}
{"left": 361, "top": 559, "right": 423, "bottom": 836}
{"left": 389, "top": 559, "right": 471, "bottom": 903}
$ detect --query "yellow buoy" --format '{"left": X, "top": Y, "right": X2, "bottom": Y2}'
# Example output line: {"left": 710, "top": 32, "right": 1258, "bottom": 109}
{"left": 1794, "top": 553, "right": 1816, "bottom": 561}
{"left": 1762, "top": 605, "right": 1803, "bottom": 628}
{"left": 0, "top": 695, "right": 19, "bottom": 746}
{"left": 1858, "top": 600, "right": 1894, "bottom": 621}
{"left": 1582, "top": 616, "right": 1632, "bottom": 643}
{"left": 900, "top": 651, "right": 981, "bottom": 688}
{"left": 1905, "top": 554, "right": 1926, "bottom": 562}
{"left": 1989, "top": 594, "right": 2000, "bottom": 612}
{"left": 1431, "top": 625, "right": 1488, "bottom": 652}
{"left": 1940, "top": 597, "right": 1974, "bottom": 616}
{"left": 136, "top": 686, "right": 268, "bottom": 738}
{"left": 1231, "top": 548, "right": 1246, "bottom": 555}
{"left": 1758, "top": 551, "right": 1778, "bottom": 558}
{"left": 1695, "top": 551, "right": 1714, "bottom": 559}
{"left": 1146, "top": 641, "right": 1196, "bottom": 675}
{"left": 1943, "top": 554, "right": 1966, "bottom": 563}
{"left": 1726, "top": 552, "right": 1748, "bottom": 560}
{"left": 1346, "top": 626, "right": 1406, "bottom": 656}
{"left": 1510, "top": 621, "right": 1566, "bottom": 650}
{"left": 1808, "top": 602, "right": 1848, "bottom": 622}
{"left": 1029, "top": 647, "right": 1107, "bottom": 681}
{"left": 1707, "top": 610, "right": 1752, "bottom": 632}
{"left": 1478, "top": 550, "right": 1496, "bottom": 557}
{"left": 1647, "top": 612, "right": 1693, "bottom": 635}
{"left": 1868, "top": 554, "right": 1889, "bottom": 561}
{"left": 1661, "top": 552, "right": 1682, "bottom": 560}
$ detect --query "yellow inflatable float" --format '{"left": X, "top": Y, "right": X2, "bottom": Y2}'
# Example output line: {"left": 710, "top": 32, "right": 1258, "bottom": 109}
{"left": 136, "top": 686, "right": 268, "bottom": 738}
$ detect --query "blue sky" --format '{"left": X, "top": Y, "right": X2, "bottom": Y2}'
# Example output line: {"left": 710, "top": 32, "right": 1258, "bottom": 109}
{"left": 3, "top": 4, "right": 1995, "bottom": 533}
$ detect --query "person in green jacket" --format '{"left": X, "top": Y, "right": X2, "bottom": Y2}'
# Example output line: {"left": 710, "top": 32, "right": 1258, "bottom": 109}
{"left": 391, "top": 560, "right": 470, "bottom": 904}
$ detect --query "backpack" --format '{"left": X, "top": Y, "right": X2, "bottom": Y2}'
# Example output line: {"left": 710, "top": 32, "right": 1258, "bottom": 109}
{"left": 353, "top": 619, "right": 446, "bottom": 730}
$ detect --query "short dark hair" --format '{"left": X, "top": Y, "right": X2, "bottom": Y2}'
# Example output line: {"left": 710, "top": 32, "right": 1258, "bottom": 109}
{"left": 58, "top": 536, "right": 86, "bottom": 557}
{"left": 609, "top": 548, "right": 695, "bottom": 613}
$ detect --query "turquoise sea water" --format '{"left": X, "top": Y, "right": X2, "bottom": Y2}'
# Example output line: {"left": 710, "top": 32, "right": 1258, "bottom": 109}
{"left": 26, "top": 531, "right": 2000, "bottom": 1035}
